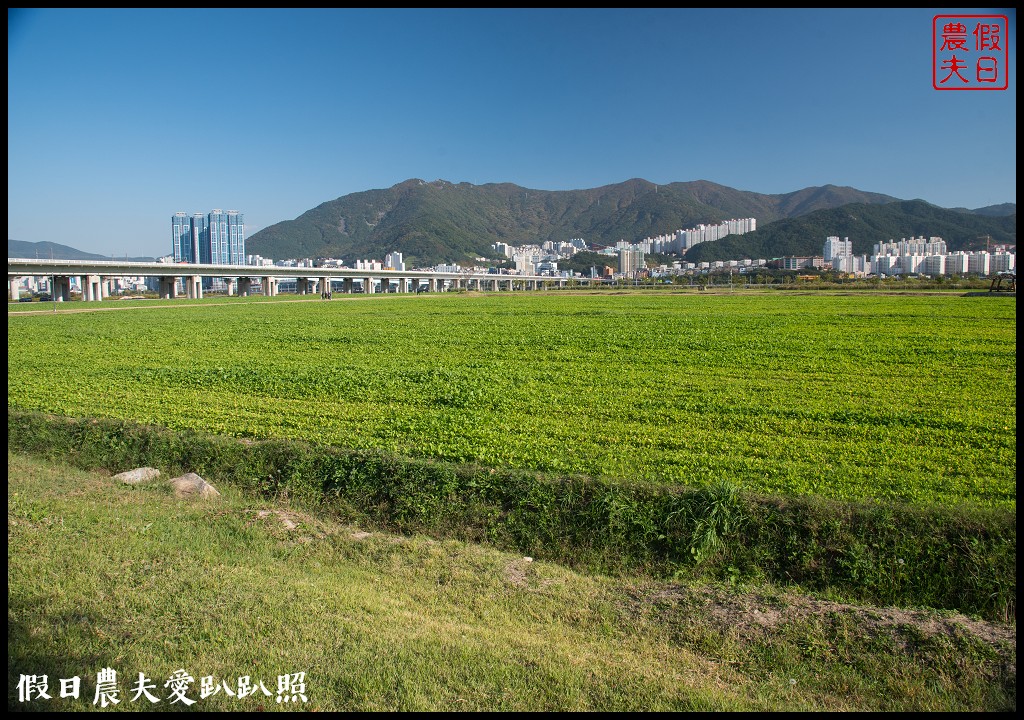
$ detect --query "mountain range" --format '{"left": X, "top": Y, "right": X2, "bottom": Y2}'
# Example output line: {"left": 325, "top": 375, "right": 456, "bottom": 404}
{"left": 244, "top": 178, "right": 1014, "bottom": 267}
{"left": 6, "top": 240, "right": 156, "bottom": 262}
{"left": 9, "top": 179, "right": 1015, "bottom": 266}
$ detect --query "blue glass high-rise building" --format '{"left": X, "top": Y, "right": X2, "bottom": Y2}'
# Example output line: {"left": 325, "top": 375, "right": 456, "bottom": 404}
{"left": 171, "top": 210, "right": 245, "bottom": 264}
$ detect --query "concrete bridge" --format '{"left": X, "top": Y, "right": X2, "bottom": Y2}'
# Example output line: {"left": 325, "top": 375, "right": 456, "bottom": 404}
{"left": 8, "top": 259, "right": 588, "bottom": 302}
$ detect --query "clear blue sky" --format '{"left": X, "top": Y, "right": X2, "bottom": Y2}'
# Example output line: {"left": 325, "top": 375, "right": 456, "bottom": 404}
{"left": 8, "top": 8, "right": 1017, "bottom": 259}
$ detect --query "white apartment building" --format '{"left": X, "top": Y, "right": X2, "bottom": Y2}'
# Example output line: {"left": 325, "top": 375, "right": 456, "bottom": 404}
{"left": 989, "top": 252, "right": 1016, "bottom": 273}
{"left": 920, "top": 255, "right": 946, "bottom": 276}
{"left": 823, "top": 236, "right": 853, "bottom": 262}
{"left": 619, "top": 247, "right": 645, "bottom": 276}
{"left": 872, "top": 255, "right": 900, "bottom": 275}
{"left": 515, "top": 253, "right": 535, "bottom": 275}
{"left": 944, "top": 253, "right": 970, "bottom": 275}
{"left": 385, "top": 251, "right": 405, "bottom": 271}
{"left": 831, "top": 255, "right": 871, "bottom": 275}
{"left": 873, "top": 237, "right": 948, "bottom": 256}
{"left": 967, "top": 252, "right": 990, "bottom": 275}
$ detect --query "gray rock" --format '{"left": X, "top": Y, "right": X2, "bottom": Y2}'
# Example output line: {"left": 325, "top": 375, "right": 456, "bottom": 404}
{"left": 169, "top": 472, "right": 221, "bottom": 499}
{"left": 113, "top": 467, "right": 162, "bottom": 485}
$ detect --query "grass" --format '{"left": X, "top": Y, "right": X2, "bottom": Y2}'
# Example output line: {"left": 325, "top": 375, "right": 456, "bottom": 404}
{"left": 7, "top": 451, "right": 1016, "bottom": 711}
{"left": 7, "top": 291, "right": 1016, "bottom": 509}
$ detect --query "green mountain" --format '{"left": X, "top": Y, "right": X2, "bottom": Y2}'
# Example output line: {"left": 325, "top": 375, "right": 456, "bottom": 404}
{"left": 682, "top": 200, "right": 1017, "bottom": 263}
{"left": 8, "top": 240, "right": 155, "bottom": 262}
{"left": 950, "top": 203, "right": 1017, "bottom": 217}
{"left": 244, "top": 179, "right": 905, "bottom": 267}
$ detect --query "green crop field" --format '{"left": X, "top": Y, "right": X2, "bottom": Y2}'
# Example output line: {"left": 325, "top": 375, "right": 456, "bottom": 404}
{"left": 7, "top": 291, "right": 1016, "bottom": 510}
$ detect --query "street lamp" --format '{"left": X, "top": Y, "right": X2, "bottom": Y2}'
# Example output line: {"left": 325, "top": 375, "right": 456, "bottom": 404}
{"left": 50, "top": 247, "right": 57, "bottom": 312}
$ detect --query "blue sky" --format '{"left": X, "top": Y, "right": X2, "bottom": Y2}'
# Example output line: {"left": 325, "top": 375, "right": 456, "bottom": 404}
{"left": 8, "top": 8, "right": 1017, "bottom": 259}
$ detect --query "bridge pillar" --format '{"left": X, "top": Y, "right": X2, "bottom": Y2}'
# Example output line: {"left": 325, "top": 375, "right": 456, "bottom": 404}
{"left": 9, "top": 278, "right": 20, "bottom": 301}
{"left": 224, "top": 278, "right": 236, "bottom": 296}
{"left": 238, "top": 277, "right": 252, "bottom": 297}
{"left": 365, "top": 277, "right": 375, "bottom": 294}
{"left": 52, "top": 276, "right": 68, "bottom": 301}
{"left": 343, "top": 278, "right": 353, "bottom": 294}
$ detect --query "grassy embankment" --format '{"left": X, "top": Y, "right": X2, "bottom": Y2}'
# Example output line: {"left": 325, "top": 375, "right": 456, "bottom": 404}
{"left": 7, "top": 452, "right": 1015, "bottom": 711}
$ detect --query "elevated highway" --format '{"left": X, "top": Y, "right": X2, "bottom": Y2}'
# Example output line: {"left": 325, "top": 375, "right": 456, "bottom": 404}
{"left": 8, "top": 258, "right": 576, "bottom": 301}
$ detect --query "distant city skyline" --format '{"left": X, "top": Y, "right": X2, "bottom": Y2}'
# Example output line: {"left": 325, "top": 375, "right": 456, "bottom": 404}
{"left": 8, "top": 8, "right": 1017, "bottom": 259}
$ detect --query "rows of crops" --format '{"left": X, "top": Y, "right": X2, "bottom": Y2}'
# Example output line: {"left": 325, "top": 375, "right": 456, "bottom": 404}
{"left": 7, "top": 291, "right": 1016, "bottom": 509}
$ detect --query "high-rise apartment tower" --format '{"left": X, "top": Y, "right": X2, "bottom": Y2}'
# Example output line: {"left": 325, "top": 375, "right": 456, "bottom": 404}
{"left": 172, "top": 210, "right": 245, "bottom": 264}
